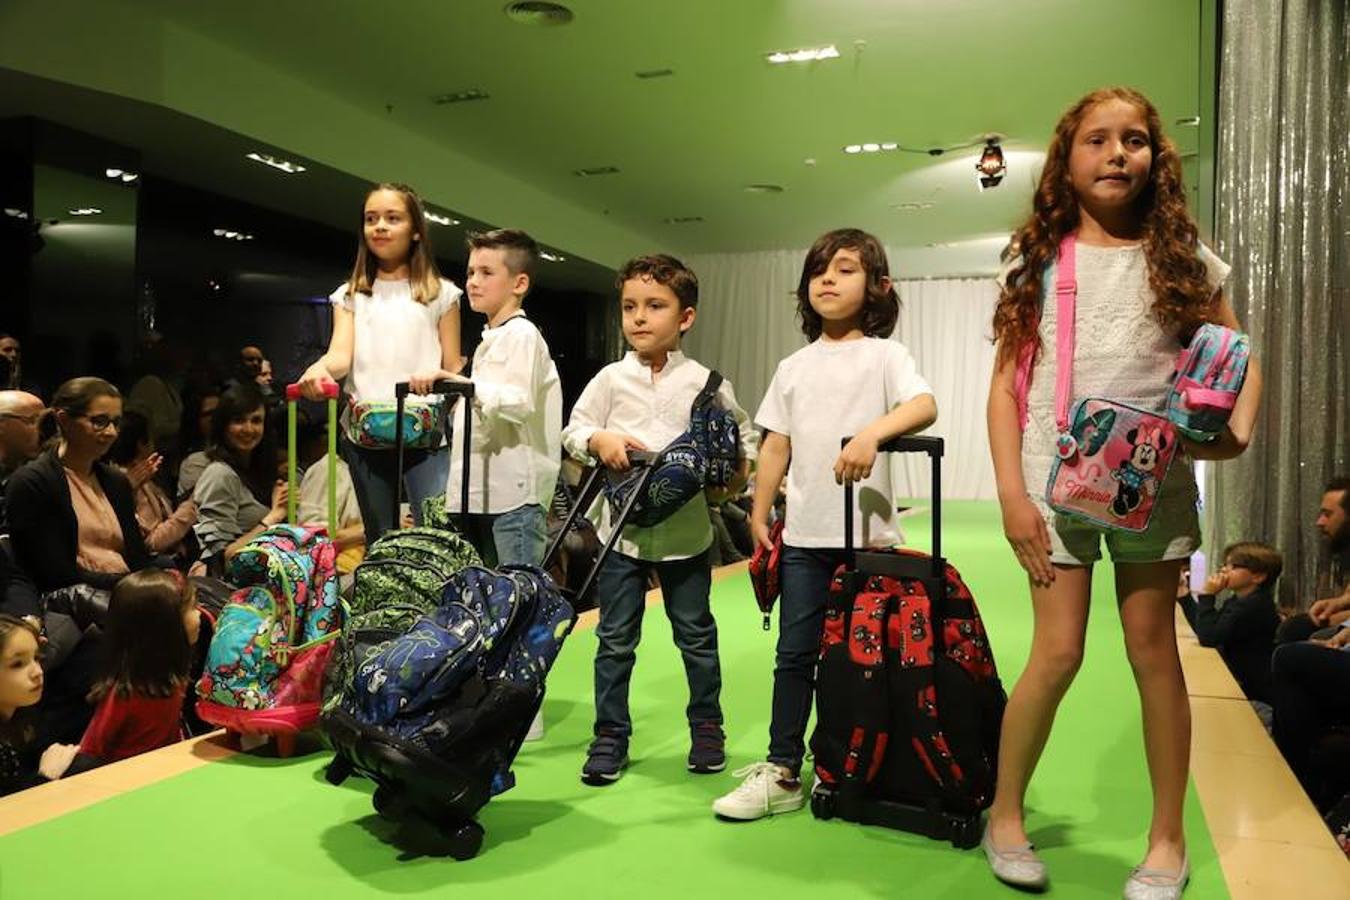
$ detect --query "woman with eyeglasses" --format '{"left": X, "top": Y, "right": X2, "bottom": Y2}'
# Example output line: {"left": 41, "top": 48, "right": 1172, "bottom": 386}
{"left": 4, "top": 377, "right": 151, "bottom": 594}
{"left": 190, "top": 382, "right": 288, "bottom": 572}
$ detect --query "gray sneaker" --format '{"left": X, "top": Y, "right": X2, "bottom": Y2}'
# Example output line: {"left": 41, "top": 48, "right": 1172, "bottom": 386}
{"left": 981, "top": 822, "right": 1048, "bottom": 892}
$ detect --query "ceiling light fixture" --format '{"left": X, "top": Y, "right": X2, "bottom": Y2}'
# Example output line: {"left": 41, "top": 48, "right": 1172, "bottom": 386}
{"left": 212, "top": 227, "right": 254, "bottom": 241}
{"left": 246, "top": 152, "right": 307, "bottom": 174}
{"left": 975, "top": 138, "right": 1006, "bottom": 190}
{"left": 425, "top": 212, "right": 461, "bottom": 226}
{"left": 539, "top": 250, "right": 566, "bottom": 262}
{"left": 3, "top": 207, "right": 29, "bottom": 219}
{"left": 68, "top": 207, "right": 102, "bottom": 216}
{"left": 433, "top": 89, "right": 490, "bottom": 104}
{"left": 504, "top": 2, "right": 574, "bottom": 26}
{"left": 766, "top": 44, "right": 840, "bottom": 64}
{"left": 106, "top": 168, "right": 139, "bottom": 184}
{"left": 843, "top": 142, "right": 901, "bottom": 154}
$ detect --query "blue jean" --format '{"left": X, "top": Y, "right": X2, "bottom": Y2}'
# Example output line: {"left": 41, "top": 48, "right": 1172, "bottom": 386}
{"left": 341, "top": 440, "right": 449, "bottom": 545}
{"left": 461, "top": 503, "right": 548, "bottom": 568}
{"left": 768, "top": 545, "right": 852, "bottom": 773}
{"left": 593, "top": 548, "right": 721, "bottom": 737}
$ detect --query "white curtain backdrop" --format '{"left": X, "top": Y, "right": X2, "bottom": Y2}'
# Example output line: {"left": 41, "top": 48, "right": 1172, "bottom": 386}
{"left": 683, "top": 248, "right": 999, "bottom": 500}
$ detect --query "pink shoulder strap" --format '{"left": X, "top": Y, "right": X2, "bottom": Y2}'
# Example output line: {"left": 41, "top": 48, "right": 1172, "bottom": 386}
{"left": 1013, "top": 234, "right": 1077, "bottom": 431}
{"left": 1052, "top": 234, "right": 1077, "bottom": 433}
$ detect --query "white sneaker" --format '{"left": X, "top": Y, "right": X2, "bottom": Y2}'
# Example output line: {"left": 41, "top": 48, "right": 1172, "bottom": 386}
{"left": 711, "top": 762, "right": 805, "bottom": 820}
{"left": 524, "top": 710, "right": 545, "bottom": 742}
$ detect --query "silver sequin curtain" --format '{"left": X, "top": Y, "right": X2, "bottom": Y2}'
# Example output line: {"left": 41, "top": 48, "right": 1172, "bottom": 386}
{"left": 1207, "top": 0, "right": 1349, "bottom": 608}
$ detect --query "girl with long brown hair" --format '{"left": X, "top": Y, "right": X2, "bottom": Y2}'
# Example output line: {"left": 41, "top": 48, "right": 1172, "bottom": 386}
{"left": 983, "top": 88, "right": 1262, "bottom": 898}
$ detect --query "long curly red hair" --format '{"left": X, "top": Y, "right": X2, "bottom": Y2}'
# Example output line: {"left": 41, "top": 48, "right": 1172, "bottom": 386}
{"left": 992, "top": 87, "right": 1217, "bottom": 368}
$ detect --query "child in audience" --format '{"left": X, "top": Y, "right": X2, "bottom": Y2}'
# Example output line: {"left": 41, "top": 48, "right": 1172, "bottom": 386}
{"left": 0, "top": 614, "right": 48, "bottom": 795}
{"left": 1179, "top": 542, "right": 1282, "bottom": 704}
{"left": 712, "top": 229, "right": 936, "bottom": 819}
{"left": 298, "top": 183, "right": 464, "bottom": 542}
{"left": 565, "top": 253, "right": 756, "bottom": 785}
{"left": 444, "top": 229, "right": 562, "bottom": 569}
{"left": 982, "top": 87, "right": 1261, "bottom": 898}
{"left": 41, "top": 569, "right": 200, "bottom": 773}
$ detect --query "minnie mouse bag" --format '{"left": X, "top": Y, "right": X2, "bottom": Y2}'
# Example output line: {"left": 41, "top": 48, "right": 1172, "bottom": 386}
{"left": 1036, "top": 235, "right": 1179, "bottom": 532}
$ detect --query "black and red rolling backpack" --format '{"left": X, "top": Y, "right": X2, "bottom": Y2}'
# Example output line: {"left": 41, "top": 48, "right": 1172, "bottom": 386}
{"left": 809, "top": 436, "right": 1007, "bottom": 849}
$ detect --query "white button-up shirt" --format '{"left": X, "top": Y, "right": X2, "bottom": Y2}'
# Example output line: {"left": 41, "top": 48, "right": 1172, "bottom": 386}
{"left": 562, "top": 350, "right": 758, "bottom": 562}
{"left": 447, "top": 314, "right": 562, "bottom": 515}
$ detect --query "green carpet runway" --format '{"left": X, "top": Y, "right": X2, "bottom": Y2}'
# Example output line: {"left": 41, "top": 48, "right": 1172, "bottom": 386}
{"left": 0, "top": 502, "right": 1229, "bottom": 898}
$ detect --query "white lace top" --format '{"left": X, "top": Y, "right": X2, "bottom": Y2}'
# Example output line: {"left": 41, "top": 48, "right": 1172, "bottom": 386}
{"left": 1008, "top": 242, "right": 1230, "bottom": 500}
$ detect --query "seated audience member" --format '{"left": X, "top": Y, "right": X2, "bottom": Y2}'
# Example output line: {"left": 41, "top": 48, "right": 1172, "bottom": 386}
{"left": 105, "top": 411, "right": 197, "bottom": 562}
{"left": 1272, "top": 617, "right": 1350, "bottom": 809}
{"left": 176, "top": 386, "right": 221, "bottom": 500}
{"left": 0, "top": 614, "right": 81, "bottom": 796}
{"left": 191, "top": 383, "right": 287, "bottom": 570}
{"left": 1277, "top": 477, "right": 1350, "bottom": 644}
{"left": 295, "top": 422, "right": 365, "bottom": 572}
{"left": 5, "top": 377, "right": 151, "bottom": 594}
{"left": 1179, "top": 542, "right": 1282, "bottom": 705}
{"left": 41, "top": 569, "right": 201, "bottom": 777}
{"left": 0, "top": 390, "right": 44, "bottom": 532}
{"left": 125, "top": 333, "right": 183, "bottom": 455}
{"left": 0, "top": 333, "right": 35, "bottom": 393}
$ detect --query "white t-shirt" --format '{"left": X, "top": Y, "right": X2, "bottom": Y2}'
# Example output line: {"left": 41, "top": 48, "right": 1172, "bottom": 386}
{"left": 328, "top": 277, "right": 461, "bottom": 405}
{"left": 561, "top": 350, "right": 758, "bottom": 562}
{"left": 446, "top": 314, "right": 562, "bottom": 515}
{"left": 1010, "top": 243, "right": 1230, "bottom": 503}
{"left": 756, "top": 337, "right": 933, "bottom": 549}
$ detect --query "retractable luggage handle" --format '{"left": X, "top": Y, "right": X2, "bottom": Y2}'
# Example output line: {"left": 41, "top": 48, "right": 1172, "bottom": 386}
{"left": 841, "top": 435, "right": 948, "bottom": 629}
{"left": 286, "top": 380, "right": 340, "bottom": 538}
{"left": 543, "top": 450, "right": 658, "bottom": 606}
{"left": 394, "top": 379, "right": 474, "bottom": 533}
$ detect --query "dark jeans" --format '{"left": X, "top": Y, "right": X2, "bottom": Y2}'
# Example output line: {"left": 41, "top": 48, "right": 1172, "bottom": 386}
{"left": 1272, "top": 640, "right": 1350, "bottom": 804}
{"left": 593, "top": 548, "right": 721, "bottom": 737}
{"left": 340, "top": 440, "right": 448, "bottom": 545}
{"left": 768, "top": 545, "right": 852, "bottom": 773}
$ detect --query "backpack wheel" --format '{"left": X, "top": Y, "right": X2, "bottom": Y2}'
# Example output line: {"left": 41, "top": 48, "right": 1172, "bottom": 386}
{"left": 951, "top": 815, "right": 981, "bottom": 849}
{"left": 372, "top": 785, "right": 409, "bottom": 820}
{"left": 274, "top": 732, "right": 297, "bottom": 758}
{"left": 324, "top": 755, "right": 353, "bottom": 786}
{"left": 809, "top": 786, "right": 837, "bottom": 820}
{"left": 443, "top": 819, "right": 484, "bottom": 861}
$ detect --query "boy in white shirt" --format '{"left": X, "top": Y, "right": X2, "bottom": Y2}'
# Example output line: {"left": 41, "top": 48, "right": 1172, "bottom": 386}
{"left": 439, "top": 229, "right": 562, "bottom": 569}
{"left": 562, "top": 254, "right": 758, "bottom": 785}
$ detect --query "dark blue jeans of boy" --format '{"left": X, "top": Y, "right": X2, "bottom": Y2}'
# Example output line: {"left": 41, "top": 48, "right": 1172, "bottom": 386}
{"left": 593, "top": 548, "right": 721, "bottom": 737}
{"left": 768, "top": 545, "right": 852, "bottom": 774}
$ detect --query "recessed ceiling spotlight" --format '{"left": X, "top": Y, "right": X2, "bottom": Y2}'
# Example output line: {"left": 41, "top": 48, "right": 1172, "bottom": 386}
{"left": 3, "top": 207, "right": 29, "bottom": 219}
{"left": 663, "top": 216, "right": 704, "bottom": 224}
{"left": 68, "top": 207, "right": 102, "bottom": 216}
{"left": 106, "top": 168, "right": 140, "bottom": 183}
{"left": 766, "top": 44, "right": 839, "bottom": 64}
{"left": 844, "top": 145, "right": 863, "bottom": 154}
{"left": 213, "top": 227, "right": 254, "bottom": 241}
{"left": 744, "top": 184, "right": 784, "bottom": 193}
{"left": 862, "top": 143, "right": 881, "bottom": 153}
{"left": 880, "top": 142, "right": 899, "bottom": 151}
{"left": 540, "top": 250, "right": 566, "bottom": 262}
{"left": 246, "top": 152, "right": 307, "bottom": 174}
{"left": 504, "top": 2, "right": 574, "bottom": 25}
{"left": 425, "top": 212, "right": 461, "bottom": 226}
{"left": 433, "top": 89, "right": 490, "bottom": 104}
{"left": 574, "top": 166, "right": 621, "bottom": 177}
{"left": 105, "top": 168, "right": 122, "bottom": 178}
